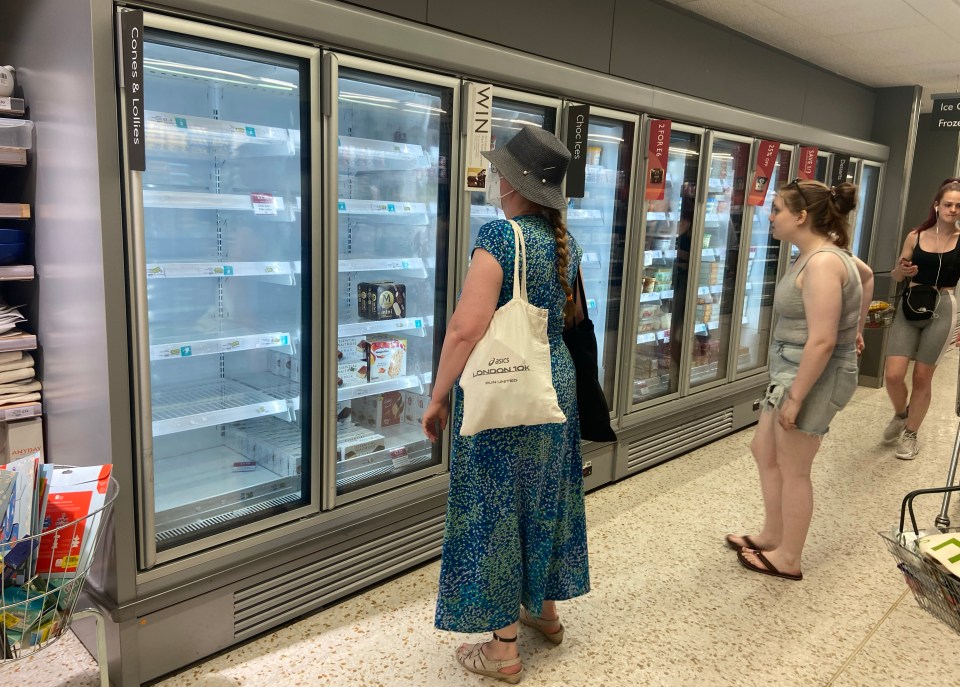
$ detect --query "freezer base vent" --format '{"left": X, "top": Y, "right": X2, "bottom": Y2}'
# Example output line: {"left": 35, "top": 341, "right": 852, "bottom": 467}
{"left": 232, "top": 512, "right": 445, "bottom": 639}
{"left": 156, "top": 493, "right": 302, "bottom": 544}
{"left": 625, "top": 408, "right": 734, "bottom": 474}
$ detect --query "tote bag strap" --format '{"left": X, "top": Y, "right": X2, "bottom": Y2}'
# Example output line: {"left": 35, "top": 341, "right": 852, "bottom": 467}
{"left": 508, "top": 219, "right": 529, "bottom": 303}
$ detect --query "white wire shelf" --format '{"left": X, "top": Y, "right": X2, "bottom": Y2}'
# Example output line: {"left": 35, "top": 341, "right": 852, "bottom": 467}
{"left": 149, "top": 323, "right": 294, "bottom": 360}
{"left": 337, "top": 257, "right": 433, "bottom": 274}
{"left": 337, "top": 315, "right": 434, "bottom": 338}
{"left": 337, "top": 136, "right": 431, "bottom": 172}
{"left": 337, "top": 374, "right": 425, "bottom": 402}
{"left": 151, "top": 379, "right": 294, "bottom": 437}
{"left": 144, "top": 110, "right": 295, "bottom": 159}
{"left": 145, "top": 261, "right": 298, "bottom": 281}
{"left": 142, "top": 190, "right": 290, "bottom": 214}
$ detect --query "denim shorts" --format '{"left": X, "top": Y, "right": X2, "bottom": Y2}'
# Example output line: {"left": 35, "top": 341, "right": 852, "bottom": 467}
{"left": 762, "top": 340, "right": 860, "bottom": 436}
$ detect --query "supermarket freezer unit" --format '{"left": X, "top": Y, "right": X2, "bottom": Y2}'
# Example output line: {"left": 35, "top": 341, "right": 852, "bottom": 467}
{"left": 11, "top": 2, "right": 886, "bottom": 684}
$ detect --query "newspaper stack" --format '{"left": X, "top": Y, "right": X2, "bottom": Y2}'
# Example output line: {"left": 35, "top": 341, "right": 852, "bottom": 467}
{"left": 0, "top": 351, "right": 39, "bottom": 406}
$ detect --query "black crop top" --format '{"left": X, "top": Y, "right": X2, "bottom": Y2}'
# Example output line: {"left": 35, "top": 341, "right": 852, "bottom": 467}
{"left": 912, "top": 231, "right": 960, "bottom": 287}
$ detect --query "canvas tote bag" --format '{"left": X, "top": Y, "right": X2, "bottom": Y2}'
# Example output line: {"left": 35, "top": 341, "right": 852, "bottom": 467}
{"left": 459, "top": 220, "right": 566, "bottom": 436}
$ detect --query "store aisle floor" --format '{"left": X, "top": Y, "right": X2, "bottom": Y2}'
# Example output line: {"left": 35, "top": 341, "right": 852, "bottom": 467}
{"left": 13, "top": 352, "right": 960, "bottom": 687}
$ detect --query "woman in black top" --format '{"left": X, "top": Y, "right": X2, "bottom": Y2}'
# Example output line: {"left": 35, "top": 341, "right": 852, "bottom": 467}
{"left": 883, "top": 177, "right": 960, "bottom": 459}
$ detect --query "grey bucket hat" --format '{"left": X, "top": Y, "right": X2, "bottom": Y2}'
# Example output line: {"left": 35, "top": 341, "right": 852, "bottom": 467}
{"left": 481, "top": 125, "right": 571, "bottom": 211}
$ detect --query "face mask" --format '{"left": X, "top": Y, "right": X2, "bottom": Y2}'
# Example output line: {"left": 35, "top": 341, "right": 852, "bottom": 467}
{"left": 485, "top": 167, "right": 515, "bottom": 210}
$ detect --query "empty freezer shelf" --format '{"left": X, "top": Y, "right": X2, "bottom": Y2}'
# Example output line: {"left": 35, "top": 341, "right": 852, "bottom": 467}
{"left": 149, "top": 321, "right": 293, "bottom": 360}
{"left": 153, "top": 446, "right": 301, "bottom": 535}
{"left": 145, "top": 110, "right": 294, "bottom": 159}
{"left": 152, "top": 380, "right": 290, "bottom": 436}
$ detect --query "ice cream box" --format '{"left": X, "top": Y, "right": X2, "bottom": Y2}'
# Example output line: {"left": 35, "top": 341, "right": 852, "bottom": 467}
{"left": 337, "top": 432, "right": 386, "bottom": 462}
{"left": 337, "top": 335, "right": 368, "bottom": 361}
{"left": 352, "top": 391, "right": 404, "bottom": 430}
{"left": 403, "top": 391, "right": 430, "bottom": 426}
{"left": 337, "top": 360, "right": 369, "bottom": 387}
{"left": 367, "top": 336, "right": 407, "bottom": 382}
{"left": 358, "top": 281, "right": 406, "bottom": 321}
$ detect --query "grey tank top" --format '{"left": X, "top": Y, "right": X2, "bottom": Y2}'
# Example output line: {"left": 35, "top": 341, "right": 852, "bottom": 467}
{"left": 773, "top": 245, "right": 861, "bottom": 346}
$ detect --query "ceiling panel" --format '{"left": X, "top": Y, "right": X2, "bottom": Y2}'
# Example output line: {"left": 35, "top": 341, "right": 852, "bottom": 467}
{"left": 660, "top": 0, "right": 960, "bottom": 110}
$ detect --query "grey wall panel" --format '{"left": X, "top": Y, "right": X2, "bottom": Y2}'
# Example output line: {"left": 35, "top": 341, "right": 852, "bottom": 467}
{"left": 427, "top": 0, "right": 617, "bottom": 73}
{"left": 870, "top": 86, "right": 921, "bottom": 271}
{"left": 801, "top": 70, "right": 876, "bottom": 141}
{"left": 610, "top": 0, "right": 733, "bottom": 107}
{"left": 902, "top": 114, "right": 960, "bottom": 246}
{"left": 0, "top": 0, "right": 138, "bottom": 605}
{"left": 338, "top": 0, "right": 427, "bottom": 23}
{"left": 718, "top": 38, "right": 806, "bottom": 124}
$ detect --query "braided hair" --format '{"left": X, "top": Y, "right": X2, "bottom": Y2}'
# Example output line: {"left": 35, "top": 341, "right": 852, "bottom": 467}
{"left": 545, "top": 208, "right": 576, "bottom": 326}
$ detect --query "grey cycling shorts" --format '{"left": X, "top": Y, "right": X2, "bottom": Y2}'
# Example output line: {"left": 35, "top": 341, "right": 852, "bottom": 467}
{"left": 762, "top": 341, "right": 859, "bottom": 436}
{"left": 886, "top": 291, "right": 956, "bottom": 366}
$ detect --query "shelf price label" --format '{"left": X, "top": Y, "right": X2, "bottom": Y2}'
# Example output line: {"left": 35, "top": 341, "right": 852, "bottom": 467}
{"left": 251, "top": 192, "right": 278, "bottom": 215}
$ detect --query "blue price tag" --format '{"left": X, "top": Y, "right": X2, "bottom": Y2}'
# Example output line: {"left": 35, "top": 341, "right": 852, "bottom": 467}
{"left": 415, "top": 319, "right": 423, "bottom": 328}
{"left": 338, "top": 201, "right": 346, "bottom": 211}
{"left": 281, "top": 335, "right": 289, "bottom": 345}
{"left": 245, "top": 126, "right": 256, "bottom": 137}
{"left": 181, "top": 346, "right": 193, "bottom": 357}
{"left": 387, "top": 203, "right": 396, "bottom": 212}
{"left": 175, "top": 117, "right": 187, "bottom": 129}
{"left": 223, "top": 266, "right": 234, "bottom": 276}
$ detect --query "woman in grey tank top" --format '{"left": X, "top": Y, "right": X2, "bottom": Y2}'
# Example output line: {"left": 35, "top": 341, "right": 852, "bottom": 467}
{"left": 726, "top": 179, "right": 873, "bottom": 581}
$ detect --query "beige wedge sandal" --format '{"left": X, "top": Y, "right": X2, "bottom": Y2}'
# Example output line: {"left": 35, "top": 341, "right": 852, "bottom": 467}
{"left": 455, "top": 632, "right": 523, "bottom": 684}
{"left": 519, "top": 606, "right": 564, "bottom": 645}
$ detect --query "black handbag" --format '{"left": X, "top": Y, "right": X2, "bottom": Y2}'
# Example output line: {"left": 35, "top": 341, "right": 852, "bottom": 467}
{"left": 901, "top": 284, "right": 939, "bottom": 321}
{"left": 562, "top": 272, "right": 617, "bottom": 443}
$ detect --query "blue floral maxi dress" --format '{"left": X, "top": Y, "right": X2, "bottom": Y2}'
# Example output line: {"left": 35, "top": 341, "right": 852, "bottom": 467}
{"left": 435, "top": 214, "right": 591, "bottom": 633}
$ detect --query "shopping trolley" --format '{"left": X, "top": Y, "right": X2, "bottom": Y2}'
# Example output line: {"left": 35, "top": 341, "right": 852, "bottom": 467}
{"left": 878, "top": 355, "right": 960, "bottom": 634}
{"left": 0, "top": 465, "right": 118, "bottom": 686}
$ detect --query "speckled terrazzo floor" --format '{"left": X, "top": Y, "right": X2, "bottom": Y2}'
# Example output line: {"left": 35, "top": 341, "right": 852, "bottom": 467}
{"left": 9, "top": 352, "right": 960, "bottom": 687}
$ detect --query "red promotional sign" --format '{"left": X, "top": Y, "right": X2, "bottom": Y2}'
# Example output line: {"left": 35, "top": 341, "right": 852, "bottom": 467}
{"left": 748, "top": 140, "right": 780, "bottom": 206}
{"left": 645, "top": 119, "right": 672, "bottom": 201}
{"left": 797, "top": 146, "right": 818, "bottom": 180}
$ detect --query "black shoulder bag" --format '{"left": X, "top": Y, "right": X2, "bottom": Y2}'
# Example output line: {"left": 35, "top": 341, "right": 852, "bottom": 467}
{"left": 901, "top": 284, "right": 938, "bottom": 321}
{"left": 562, "top": 271, "right": 617, "bottom": 443}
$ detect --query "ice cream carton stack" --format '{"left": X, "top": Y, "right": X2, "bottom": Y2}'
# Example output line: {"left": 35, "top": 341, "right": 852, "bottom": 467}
{"left": 226, "top": 418, "right": 302, "bottom": 477}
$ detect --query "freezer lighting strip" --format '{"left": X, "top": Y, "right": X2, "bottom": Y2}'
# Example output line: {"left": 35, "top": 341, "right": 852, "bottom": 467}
{"left": 150, "top": 332, "right": 292, "bottom": 360}
{"left": 144, "top": 59, "right": 297, "bottom": 91}
{"left": 337, "top": 316, "right": 434, "bottom": 337}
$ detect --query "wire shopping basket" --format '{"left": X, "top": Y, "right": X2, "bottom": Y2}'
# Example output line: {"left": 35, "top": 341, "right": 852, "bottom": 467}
{"left": 0, "top": 464, "right": 117, "bottom": 662}
{"left": 879, "top": 485, "right": 960, "bottom": 635}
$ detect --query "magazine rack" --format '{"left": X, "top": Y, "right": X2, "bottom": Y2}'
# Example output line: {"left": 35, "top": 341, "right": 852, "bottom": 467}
{"left": 0, "top": 465, "right": 118, "bottom": 686}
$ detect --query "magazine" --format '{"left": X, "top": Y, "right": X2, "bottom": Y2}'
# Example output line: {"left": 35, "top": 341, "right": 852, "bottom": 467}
{"left": 35, "top": 464, "right": 112, "bottom": 578}
{"left": 0, "top": 455, "right": 38, "bottom": 545}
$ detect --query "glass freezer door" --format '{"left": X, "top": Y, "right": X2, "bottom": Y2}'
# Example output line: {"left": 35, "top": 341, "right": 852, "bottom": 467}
{"left": 331, "top": 59, "right": 454, "bottom": 499}
{"left": 687, "top": 135, "right": 751, "bottom": 389}
{"left": 566, "top": 110, "right": 634, "bottom": 407}
{"left": 633, "top": 127, "right": 703, "bottom": 404}
{"left": 738, "top": 146, "right": 791, "bottom": 374}
{"left": 124, "top": 16, "right": 318, "bottom": 566}
{"left": 852, "top": 161, "right": 881, "bottom": 262}
{"left": 466, "top": 93, "right": 559, "bottom": 259}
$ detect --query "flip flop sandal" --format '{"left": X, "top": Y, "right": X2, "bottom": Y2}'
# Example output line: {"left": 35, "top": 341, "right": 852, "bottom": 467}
{"left": 455, "top": 634, "right": 523, "bottom": 684}
{"left": 737, "top": 549, "right": 803, "bottom": 581}
{"left": 725, "top": 534, "right": 760, "bottom": 551}
{"left": 520, "top": 606, "right": 564, "bottom": 645}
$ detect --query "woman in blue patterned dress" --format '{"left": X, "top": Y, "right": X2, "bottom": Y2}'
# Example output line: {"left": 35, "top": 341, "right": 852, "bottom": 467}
{"left": 422, "top": 126, "right": 590, "bottom": 683}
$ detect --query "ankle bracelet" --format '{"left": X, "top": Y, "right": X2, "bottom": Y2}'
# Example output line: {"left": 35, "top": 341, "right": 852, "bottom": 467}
{"left": 492, "top": 631, "right": 517, "bottom": 643}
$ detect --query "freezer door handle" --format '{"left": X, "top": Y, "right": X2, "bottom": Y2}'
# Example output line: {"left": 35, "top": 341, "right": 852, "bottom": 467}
{"left": 322, "top": 52, "right": 338, "bottom": 118}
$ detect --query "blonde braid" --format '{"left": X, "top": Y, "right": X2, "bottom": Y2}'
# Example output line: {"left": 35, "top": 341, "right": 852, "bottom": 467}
{"left": 547, "top": 208, "right": 576, "bottom": 326}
